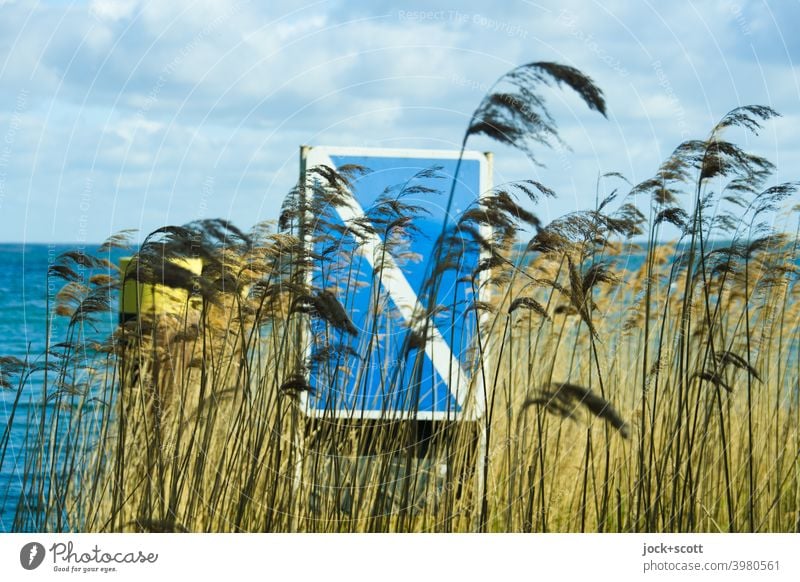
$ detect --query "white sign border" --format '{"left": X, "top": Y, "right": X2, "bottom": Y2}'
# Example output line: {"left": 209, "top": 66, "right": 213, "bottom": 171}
{"left": 298, "top": 145, "right": 492, "bottom": 421}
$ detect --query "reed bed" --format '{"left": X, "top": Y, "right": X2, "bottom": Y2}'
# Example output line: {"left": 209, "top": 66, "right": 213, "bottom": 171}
{"left": 1, "top": 62, "right": 799, "bottom": 532}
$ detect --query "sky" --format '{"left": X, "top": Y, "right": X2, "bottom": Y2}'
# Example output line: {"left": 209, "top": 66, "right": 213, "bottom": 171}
{"left": 0, "top": 0, "right": 798, "bottom": 243}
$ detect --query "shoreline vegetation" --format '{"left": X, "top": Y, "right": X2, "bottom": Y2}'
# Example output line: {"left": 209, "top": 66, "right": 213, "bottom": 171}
{"left": 1, "top": 62, "right": 799, "bottom": 532}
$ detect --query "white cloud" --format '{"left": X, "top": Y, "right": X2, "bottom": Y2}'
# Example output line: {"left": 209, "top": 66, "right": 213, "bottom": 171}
{"left": 88, "top": 0, "right": 139, "bottom": 22}
{"left": 112, "top": 117, "right": 164, "bottom": 142}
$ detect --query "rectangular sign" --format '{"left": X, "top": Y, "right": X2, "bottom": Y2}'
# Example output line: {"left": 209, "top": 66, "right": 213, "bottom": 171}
{"left": 298, "top": 146, "right": 491, "bottom": 420}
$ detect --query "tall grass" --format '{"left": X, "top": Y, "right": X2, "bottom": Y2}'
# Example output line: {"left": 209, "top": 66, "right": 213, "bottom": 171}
{"left": 1, "top": 63, "right": 799, "bottom": 532}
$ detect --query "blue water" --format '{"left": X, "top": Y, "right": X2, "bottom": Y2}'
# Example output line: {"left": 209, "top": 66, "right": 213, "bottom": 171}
{"left": 0, "top": 244, "right": 125, "bottom": 531}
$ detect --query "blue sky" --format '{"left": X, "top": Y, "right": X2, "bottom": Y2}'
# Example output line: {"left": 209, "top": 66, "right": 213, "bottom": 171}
{"left": 0, "top": 0, "right": 798, "bottom": 243}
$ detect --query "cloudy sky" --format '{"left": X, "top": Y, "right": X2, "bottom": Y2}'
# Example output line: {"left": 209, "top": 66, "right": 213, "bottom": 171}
{"left": 0, "top": 0, "right": 798, "bottom": 243}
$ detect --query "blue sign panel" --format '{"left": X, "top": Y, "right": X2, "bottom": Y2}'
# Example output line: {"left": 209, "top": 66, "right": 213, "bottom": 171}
{"left": 299, "top": 147, "right": 491, "bottom": 420}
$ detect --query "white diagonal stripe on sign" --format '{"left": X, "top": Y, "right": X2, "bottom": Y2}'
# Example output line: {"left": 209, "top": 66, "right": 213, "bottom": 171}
{"left": 306, "top": 150, "right": 470, "bottom": 409}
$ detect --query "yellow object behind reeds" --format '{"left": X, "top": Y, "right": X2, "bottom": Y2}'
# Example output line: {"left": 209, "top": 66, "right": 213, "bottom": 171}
{"left": 119, "top": 257, "right": 203, "bottom": 320}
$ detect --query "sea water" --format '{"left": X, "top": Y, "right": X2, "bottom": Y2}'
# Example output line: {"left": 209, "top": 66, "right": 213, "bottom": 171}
{"left": 0, "top": 244, "right": 124, "bottom": 531}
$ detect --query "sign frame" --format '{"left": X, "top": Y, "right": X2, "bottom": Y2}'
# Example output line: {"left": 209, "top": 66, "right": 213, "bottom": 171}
{"left": 297, "top": 145, "right": 492, "bottom": 422}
